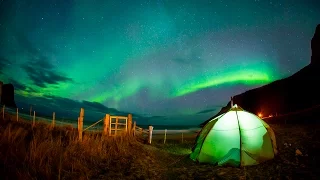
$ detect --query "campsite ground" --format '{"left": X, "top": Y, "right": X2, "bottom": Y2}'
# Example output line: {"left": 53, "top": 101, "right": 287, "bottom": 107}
{"left": 151, "top": 124, "right": 320, "bottom": 179}
{"left": 0, "top": 115, "right": 319, "bottom": 179}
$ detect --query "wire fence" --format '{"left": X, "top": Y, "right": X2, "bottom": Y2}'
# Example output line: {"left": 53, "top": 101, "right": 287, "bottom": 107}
{"left": 2, "top": 105, "right": 154, "bottom": 143}
{"left": 3, "top": 106, "right": 105, "bottom": 131}
{"left": 3, "top": 101, "right": 319, "bottom": 144}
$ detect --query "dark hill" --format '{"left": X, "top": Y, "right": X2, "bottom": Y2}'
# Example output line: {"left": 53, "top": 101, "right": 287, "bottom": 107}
{"left": 201, "top": 24, "right": 320, "bottom": 126}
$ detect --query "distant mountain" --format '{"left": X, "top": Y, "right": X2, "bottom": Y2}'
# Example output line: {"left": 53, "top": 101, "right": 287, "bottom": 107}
{"left": 0, "top": 82, "right": 17, "bottom": 108}
{"left": 201, "top": 24, "right": 320, "bottom": 125}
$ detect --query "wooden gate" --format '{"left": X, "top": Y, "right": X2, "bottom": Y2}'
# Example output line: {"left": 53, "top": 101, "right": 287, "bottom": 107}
{"left": 77, "top": 109, "right": 134, "bottom": 141}
{"left": 109, "top": 116, "right": 128, "bottom": 136}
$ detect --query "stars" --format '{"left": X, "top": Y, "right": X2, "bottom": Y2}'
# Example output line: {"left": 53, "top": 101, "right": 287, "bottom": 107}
{"left": 0, "top": 0, "right": 317, "bottom": 124}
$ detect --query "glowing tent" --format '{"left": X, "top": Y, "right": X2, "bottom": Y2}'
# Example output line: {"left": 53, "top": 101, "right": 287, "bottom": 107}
{"left": 190, "top": 104, "right": 277, "bottom": 167}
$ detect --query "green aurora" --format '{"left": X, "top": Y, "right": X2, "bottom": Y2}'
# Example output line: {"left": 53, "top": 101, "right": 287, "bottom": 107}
{"left": 0, "top": 0, "right": 318, "bottom": 123}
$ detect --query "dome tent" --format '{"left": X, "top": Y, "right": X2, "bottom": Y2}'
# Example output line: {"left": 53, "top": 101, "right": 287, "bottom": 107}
{"left": 190, "top": 104, "right": 278, "bottom": 167}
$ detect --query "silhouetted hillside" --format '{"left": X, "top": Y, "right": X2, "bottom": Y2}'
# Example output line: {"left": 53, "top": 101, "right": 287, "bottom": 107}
{"left": 201, "top": 24, "right": 320, "bottom": 126}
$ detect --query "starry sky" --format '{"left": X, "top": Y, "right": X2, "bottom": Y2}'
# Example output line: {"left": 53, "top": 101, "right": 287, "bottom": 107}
{"left": 0, "top": 0, "right": 319, "bottom": 125}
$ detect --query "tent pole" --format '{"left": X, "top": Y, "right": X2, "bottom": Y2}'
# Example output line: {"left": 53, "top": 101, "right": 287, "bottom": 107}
{"left": 235, "top": 110, "right": 242, "bottom": 167}
{"left": 231, "top": 96, "right": 233, "bottom": 107}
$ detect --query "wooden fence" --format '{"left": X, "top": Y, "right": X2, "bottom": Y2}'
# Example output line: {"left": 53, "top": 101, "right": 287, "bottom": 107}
{"left": 1, "top": 105, "right": 154, "bottom": 144}
{"left": 154, "top": 129, "right": 199, "bottom": 144}
{"left": 134, "top": 125, "right": 154, "bottom": 144}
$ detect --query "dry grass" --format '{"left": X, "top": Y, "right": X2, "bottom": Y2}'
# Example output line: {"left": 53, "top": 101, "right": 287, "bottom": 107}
{"left": 0, "top": 118, "right": 163, "bottom": 180}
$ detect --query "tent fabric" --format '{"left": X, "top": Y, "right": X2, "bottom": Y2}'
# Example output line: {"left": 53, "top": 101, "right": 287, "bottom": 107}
{"left": 259, "top": 119, "right": 278, "bottom": 155}
{"left": 190, "top": 104, "right": 277, "bottom": 167}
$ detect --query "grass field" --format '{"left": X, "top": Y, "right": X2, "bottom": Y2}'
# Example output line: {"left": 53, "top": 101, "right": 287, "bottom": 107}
{"left": 0, "top": 115, "right": 319, "bottom": 179}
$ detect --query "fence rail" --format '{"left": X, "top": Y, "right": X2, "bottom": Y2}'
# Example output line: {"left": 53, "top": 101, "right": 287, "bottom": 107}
{"left": 1, "top": 105, "right": 154, "bottom": 144}
{"left": 83, "top": 118, "right": 104, "bottom": 132}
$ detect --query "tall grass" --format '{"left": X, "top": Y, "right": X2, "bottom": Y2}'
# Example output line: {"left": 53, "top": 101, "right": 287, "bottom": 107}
{"left": 0, "top": 119, "right": 162, "bottom": 180}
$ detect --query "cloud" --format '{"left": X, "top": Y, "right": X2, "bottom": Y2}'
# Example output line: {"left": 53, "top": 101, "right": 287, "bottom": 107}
{"left": 12, "top": 30, "right": 73, "bottom": 88}
{"left": 82, "top": 100, "right": 121, "bottom": 114}
{"left": 0, "top": 57, "right": 11, "bottom": 74}
{"left": 22, "top": 57, "right": 72, "bottom": 88}
{"left": 15, "top": 93, "right": 202, "bottom": 125}
{"left": 172, "top": 58, "right": 191, "bottom": 64}
{"left": 9, "top": 78, "right": 37, "bottom": 93}
{"left": 171, "top": 50, "right": 204, "bottom": 66}
{"left": 196, "top": 108, "right": 217, "bottom": 114}
{"left": 13, "top": 29, "right": 41, "bottom": 57}
{"left": 15, "top": 94, "right": 146, "bottom": 122}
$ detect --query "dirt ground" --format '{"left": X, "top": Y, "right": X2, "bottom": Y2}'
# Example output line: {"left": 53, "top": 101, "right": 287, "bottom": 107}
{"left": 150, "top": 124, "right": 320, "bottom": 180}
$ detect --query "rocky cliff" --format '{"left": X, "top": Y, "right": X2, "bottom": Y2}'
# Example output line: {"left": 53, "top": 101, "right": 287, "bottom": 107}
{"left": 201, "top": 24, "right": 320, "bottom": 125}
{"left": 0, "top": 81, "right": 17, "bottom": 108}
{"left": 311, "top": 24, "right": 320, "bottom": 65}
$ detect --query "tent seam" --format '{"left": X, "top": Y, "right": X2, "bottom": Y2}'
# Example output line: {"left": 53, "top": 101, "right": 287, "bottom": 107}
{"left": 250, "top": 111, "right": 277, "bottom": 156}
{"left": 196, "top": 112, "right": 228, "bottom": 163}
{"left": 260, "top": 120, "right": 277, "bottom": 156}
{"left": 213, "top": 125, "right": 265, "bottom": 131}
{"left": 235, "top": 110, "right": 242, "bottom": 167}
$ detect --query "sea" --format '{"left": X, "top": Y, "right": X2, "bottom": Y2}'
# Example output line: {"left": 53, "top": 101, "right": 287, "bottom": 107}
{"left": 137, "top": 125, "right": 201, "bottom": 134}
{"left": 5, "top": 108, "right": 201, "bottom": 134}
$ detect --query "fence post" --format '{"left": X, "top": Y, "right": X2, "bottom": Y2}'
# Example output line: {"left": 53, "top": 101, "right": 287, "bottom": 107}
{"left": 78, "top": 108, "right": 84, "bottom": 141}
{"left": 164, "top": 129, "right": 167, "bottom": 144}
{"left": 29, "top": 105, "right": 32, "bottom": 120}
{"left": 127, "top": 114, "right": 132, "bottom": 135}
{"left": 115, "top": 117, "right": 118, "bottom": 136}
{"left": 104, "top": 114, "right": 110, "bottom": 136}
{"left": 148, "top": 126, "right": 153, "bottom": 144}
{"left": 32, "top": 111, "right": 35, "bottom": 127}
{"left": 52, "top": 112, "right": 55, "bottom": 128}
{"left": 182, "top": 132, "right": 184, "bottom": 143}
{"left": 133, "top": 121, "right": 136, "bottom": 136}
{"left": 16, "top": 108, "right": 19, "bottom": 121}
{"left": 2, "top": 105, "right": 5, "bottom": 120}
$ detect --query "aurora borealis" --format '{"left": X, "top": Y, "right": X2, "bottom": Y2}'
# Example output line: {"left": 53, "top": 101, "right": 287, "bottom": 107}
{"left": 0, "top": 0, "right": 319, "bottom": 125}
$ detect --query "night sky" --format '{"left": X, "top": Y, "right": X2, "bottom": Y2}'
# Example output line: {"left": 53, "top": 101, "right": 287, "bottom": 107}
{"left": 0, "top": 0, "right": 319, "bottom": 125}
